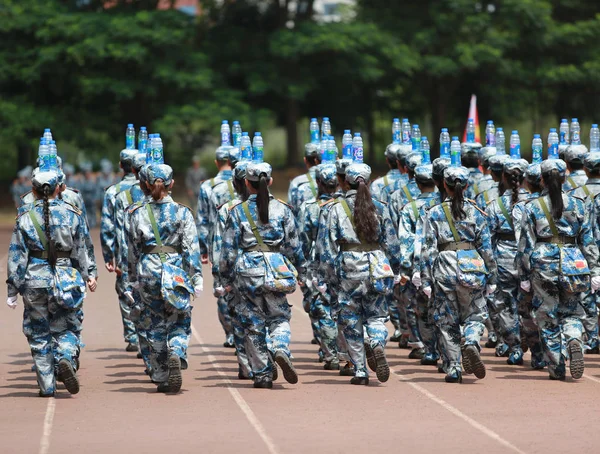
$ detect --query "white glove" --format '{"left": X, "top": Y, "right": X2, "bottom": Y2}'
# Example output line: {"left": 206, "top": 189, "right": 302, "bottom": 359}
{"left": 520, "top": 280, "right": 531, "bottom": 293}
{"left": 412, "top": 272, "right": 422, "bottom": 289}
{"left": 422, "top": 287, "right": 432, "bottom": 299}
{"left": 194, "top": 285, "right": 203, "bottom": 298}
{"left": 214, "top": 286, "right": 226, "bottom": 297}
{"left": 591, "top": 276, "right": 600, "bottom": 294}
{"left": 486, "top": 284, "right": 497, "bottom": 296}
{"left": 316, "top": 283, "right": 327, "bottom": 295}
{"left": 124, "top": 291, "right": 135, "bottom": 305}
{"left": 6, "top": 296, "right": 18, "bottom": 309}
{"left": 394, "top": 275, "right": 401, "bottom": 285}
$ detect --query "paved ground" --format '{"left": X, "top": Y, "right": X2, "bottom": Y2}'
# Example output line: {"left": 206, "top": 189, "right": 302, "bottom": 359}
{"left": 1, "top": 227, "right": 600, "bottom": 454}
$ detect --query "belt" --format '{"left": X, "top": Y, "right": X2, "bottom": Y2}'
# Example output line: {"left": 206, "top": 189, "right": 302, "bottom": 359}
{"left": 30, "top": 250, "right": 72, "bottom": 259}
{"left": 538, "top": 235, "right": 577, "bottom": 246}
{"left": 245, "top": 245, "right": 280, "bottom": 253}
{"left": 142, "top": 245, "right": 182, "bottom": 254}
{"left": 497, "top": 233, "right": 516, "bottom": 241}
{"left": 439, "top": 242, "right": 475, "bottom": 252}
{"left": 340, "top": 243, "right": 380, "bottom": 252}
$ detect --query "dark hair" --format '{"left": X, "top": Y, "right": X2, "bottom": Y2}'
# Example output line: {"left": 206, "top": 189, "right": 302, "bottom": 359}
{"left": 386, "top": 157, "right": 398, "bottom": 169}
{"left": 447, "top": 180, "right": 466, "bottom": 220}
{"left": 233, "top": 176, "right": 249, "bottom": 201}
{"left": 42, "top": 185, "right": 57, "bottom": 268}
{"left": 491, "top": 169, "right": 505, "bottom": 195}
{"left": 150, "top": 180, "right": 167, "bottom": 201}
{"left": 569, "top": 162, "right": 584, "bottom": 171}
{"left": 433, "top": 175, "right": 447, "bottom": 200}
{"left": 349, "top": 178, "right": 379, "bottom": 243}
{"left": 306, "top": 156, "right": 319, "bottom": 167}
{"left": 249, "top": 175, "right": 270, "bottom": 223}
{"left": 543, "top": 169, "right": 564, "bottom": 219}
{"left": 462, "top": 154, "right": 479, "bottom": 169}
{"left": 504, "top": 169, "right": 525, "bottom": 207}
{"left": 317, "top": 179, "right": 336, "bottom": 196}
{"left": 122, "top": 162, "right": 133, "bottom": 174}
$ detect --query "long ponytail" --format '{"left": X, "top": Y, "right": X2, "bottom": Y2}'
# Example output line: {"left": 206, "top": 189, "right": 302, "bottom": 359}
{"left": 504, "top": 169, "right": 524, "bottom": 207}
{"left": 233, "top": 177, "right": 249, "bottom": 202}
{"left": 250, "top": 175, "right": 270, "bottom": 224}
{"left": 352, "top": 178, "right": 379, "bottom": 243}
{"left": 450, "top": 182, "right": 466, "bottom": 220}
{"left": 543, "top": 169, "right": 564, "bottom": 219}
{"left": 42, "top": 185, "right": 57, "bottom": 268}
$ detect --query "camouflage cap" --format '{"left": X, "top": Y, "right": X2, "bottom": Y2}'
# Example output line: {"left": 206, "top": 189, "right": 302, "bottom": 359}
{"left": 345, "top": 163, "right": 372, "bottom": 185}
{"left": 148, "top": 164, "right": 174, "bottom": 185}
{"left": 489, "top": 154, "right": 509, "bottom": 172}
{"left": 316, "top": 164, "right": 338, "bottom": 186}
{"left": 305, "top": 143, "right": 320, "bottom": 158}
{"left": 415, "top": 164, "right": 434, "bottom": 184}
{"left": 525, "top": 163, "right": 542, "bottom": 185}
{"left": 32, "top": 170, "right": 60, "bottom": 189}
{"left": 504, "top": 158, "right": 529, "bottom": 174}
{"left": 480, "top": 147, "right": 497, "bottom": 167}
{"left": 133, "top": 153, "right": 146, "bottom": 171}
{"left": 584, "top": 152, "right": 600, "bottom": 171}
{"left": 139, "top": 164, "right": 150, "bottom": 183}
{"left": 336, "top": 158, "right": 353, "bottom": 175}
{"left": 120, "top": 149, "right": 138, "bottom": 165}
{"left": 432, "top": 157, "right": 451, "bottom": 180}
{"left": 461, "top": 142, "right": 482, "bottom": 157}
{"left": 443, "top": 166, "right": 470, "bottom": 186}
{"left": 385, "top": 143, "right": 400, "bottom": 160}
{"left": 406, "top": 152, "right": 423, "bottom": 171}
{"left": 228, "top": 146, "right": 241, "bottom": 165}
{"left": 396, "top": 144, "right": 412, "bottom": 164}
{"left": 234, "top": 161, "right": 249, "bottom": 180}
{"left": 558, "top": 144, "right": 569, "bottom": 160}
{"left": 215, "top": 146, "right": 229, "bottom": 161}
{"left": 57, "top": 169, "right": 66, "bottom": 186}
{"left": 565, "top": 144, "right": 588, "bottom": 165}
{"left": 56, "top": 155, "right": 63, "bottom": 169}
{"left": 541, "top": 159, "right": 567, "bottom": 176}
{"left": 246, "top": 162, "right": 273, "bottom": 182}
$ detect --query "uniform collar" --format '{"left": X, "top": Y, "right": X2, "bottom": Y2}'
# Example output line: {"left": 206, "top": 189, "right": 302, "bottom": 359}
{"left": 218, "top": 170, "right": 233, "bottom": 179}
{"left": 122, "top": 173, "right": 137, "bottom": 182}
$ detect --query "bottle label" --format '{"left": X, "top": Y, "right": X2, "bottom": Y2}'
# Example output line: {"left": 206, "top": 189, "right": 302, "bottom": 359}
{"left": 402, "top": 131, "right": 411, "bottom": 144}
{"left": 532, "top": 147, "right": 542, "bottom": 163}
{"left": 311, "top": 131, "right": 320, "bottom": 144}
{"left": 233, "top": 133, "right": 242, "bottom": 147}
{"left": 412, "top": 138, "right": 421, "bottom": 152}
{"left": 343, "top": 144, "right": 353, "bottom": 160}
{"left": 241, "top": 145, "right": 252, "bottom": 161}
{"left": 560, "top": 132, "right": 567, "bottom": 144}
{"left": 253, "top": 147, "right": 264, "bottom": 162}
{"left": 440, "top": 143, "right": 450, "bottom": 158}
{"left": 126, "top": 135, "right": 135, "bottom": 149}
{"left": 138, "top": 140, "right": 147, "bottom": 153}
{"left": 422, "top": 151, "right": 431, "bottom": 165}
{"left": 451, "top": 150, "right": 461, "bottom": 167}
{"left": 467, "top": 132, "right": 475, "bottom": 143}
{"left": 486, "top": 133, "right": 495, "bottom": 146}
{"left": 40, "top": 155, "right": 50, "bottom": 172}
{"left": 393, "top": 131, "right": 401, "bottom": 144}
{"left": 221, "top": 132, "right": 230, "bottom": 146}
{"left": 353, "top": 146, "right": 363, "bottom": 163}
{"left": 510, "top": 144, "right": 521, "bottom": 159}
{"left": 573, "top": 132, "right": 580, "bottom": 144}
{"left": 152, "top": 148, "right": 164, "bottom": 164}
{"left": 549, "top": 144, "right": 559, "bottom": 159}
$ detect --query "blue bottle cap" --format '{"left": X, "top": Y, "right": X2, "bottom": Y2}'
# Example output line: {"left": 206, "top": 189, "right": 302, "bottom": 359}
{"left": 593, "top": 124, "right": 598, "bottom": 128}
{"left": 497, "top": 127, "right": 503, "bottom": 131}
{"left": 311, "top": 118, "right": 317, "bottom": 122}
{"left": 127, "top": 124, "right": 133, "bottom": 128}
{"left": 512, "top": 130, "right": 518, "bottom": 134}
{"left": 534, "top": 134, "right": 541, "bottom": 138}
{"left": 44, "top": 128, "right": 51, "bottom": 132}
{"left": 242, "top": 132, "right": 249, "bottom": 136}
{"left": 354, "top": 132, "right": 361, "bottom": 137}
{"left": 468, "top": 118, "right": 474, "bottom": 122}
{"left": 393, "top": 118, "right": 399, "bottom": 122}
{"left": 344, "top": 129, "right": 351, "bottom": 134}
{"left": 452, "top": 136, "right": 459, "bottom": 140}
{"left": 422, "top": 136, "right": 428, "bottom": 141}
{"left": 572, "top": 118, "right": 578, "bottom": 122}
{"left": 402, "top": 118, "right": 409, "bottom": 122}
{"left": 233, "top": 120, "right": 240, "bottom": 125}
{"left": 550, "top": 128, "right": 557, "bottom": 132}
{"left": 255, "top": 132, "right": 262, "bottom": 136}
{"left": 487, "top": 120, "right": 493, "bottom": 124}
{"left": 323, "top": 117, "right": 329, "bottom": 121}
{"left": 441, "top": 128, "right": 448, "bottom": 132}
{"left": 561, "top": 119, "right": 568, "bottom": 122}
{"left": 140, "top": 126, "right": 146, "bottom": 130}
{"left": 413, "top": 124, "right": 419, "bottom": 128}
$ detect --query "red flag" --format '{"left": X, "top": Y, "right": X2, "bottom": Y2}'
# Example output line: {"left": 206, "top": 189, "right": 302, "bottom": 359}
{"left": 462, "top": 94, "right": 481, "bottom": 143}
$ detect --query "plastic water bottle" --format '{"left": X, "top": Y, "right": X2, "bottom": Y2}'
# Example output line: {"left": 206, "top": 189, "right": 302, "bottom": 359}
{"left": 466, "top": 119, "right": 476, "bottom": 143}
{"left": 532, "top": 134, "right": 543, "bottom": 164}
{"left": 138, "top": 126, "right": 148, "bottom": 154}
{"left": 310, "top": 118, "right": 320, "bottom": 144}
{"left": 421, "top": 136, "right": 431, "bottom": 164}
{"left": 126, "top": 124, "right": 135, "bottom": 149}
{"left": 402, "top": 119, "right": 411, "bottom": 144}
{"left": 321, "top": 117, "right": 331, "bottom": 140}
{"left": 450, "top": 136, "right": 461, "bottom": 166}
{"left": 252, "top": 132, "right": 264, "bottom": 163}
{"left": 48, "top": 140, "right": 58, "bottom": 170}
{"left": 571, "top": 118, "right": 581, "bottom": 145}
{"left": 495, "top": 128, "right": 506, "bottom": 154}
{"left": 326, "top": 135, "right": 337, "bottom": 163}
{"left": 146, "top": 134, "right": 154, "bottom": 163}
{"left": 342, "top": 130, "right": 353, "bottom": 159}
{"left": 590, "top": 124, "right": 600, "bottom": 152}
{"left": 440, "top": 128, "right": 451, "bottom": 158}
{"left": 152, "top": 134, "right": 164, "bottom": 164}
{"left": 509, "top": 130, "right": 521, "bottom": 158}
{"left": 392, "top": 118, "right": 401, "bottom": 144}
{"left": 43, "top": 128, "right": 53, "bottom": 142}
{"left": 240, "top": 132, "right": 252, "bottom": 161}
{"left": 485, "top": 121, "right": 496, "bottom": 146}
{"left": 548, "top": 128, "right": 559, "bottom": 159}
{"left": 232, "top": 121, "right": 242, "bottom": 147}
{"left": 320, "top": 135, "right": 328, "bottom": 160}
{"left": 352, "top": 133, "right": 364, "bottom": 163}
{"left": 560, "top": 119, "right": 569, "bottom": 145}
{"left": 411, "top": 124, "right": 421, "bottom": 151}
{"left": 38, "top": 139, "right": 50, "bottom": 171}
{"left": 221, "top": 121, "right": 231, "bottom": 146}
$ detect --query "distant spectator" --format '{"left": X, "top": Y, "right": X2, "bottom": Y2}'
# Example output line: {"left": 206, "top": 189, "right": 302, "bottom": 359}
{"left": 185, "top": 156, "right": 207, "bottom": 212}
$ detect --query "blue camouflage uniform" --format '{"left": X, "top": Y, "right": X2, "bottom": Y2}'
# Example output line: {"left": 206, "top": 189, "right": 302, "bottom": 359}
{"left": 317, "top": 163, "right": 401, "bottom": 381}
{"left": 518, "top": 159, "right": 600, "bottom": 379}
{"left": 288, "top": 167, "right": 319, "bottom": 217}
{"left": 196, "top": 167, "right": 233, "bottom": 256}
{"left": 220, "top": 163, "right": 306, "bottom": 383}
{"left": 127, "top": 166, "right": 202, "bottom": 387}
{"left": 563, "top": 147, "right": 588, "bottom": 192}
{"left": 7, "top": 175, "right": 94, "bottom": 396}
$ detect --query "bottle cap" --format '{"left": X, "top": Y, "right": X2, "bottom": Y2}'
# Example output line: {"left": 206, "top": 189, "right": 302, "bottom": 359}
{"left": 44, "top": 128, "right": 51, "bottom": 132}
{"left": 561, "top": 119, "right": 568, "bottom": 122}
{"left": 422, "top": 136, "right": 428, "bottom": 141}
{"left": 572, "top": 118, "right": 578, "bottom": 122}
{"left": 127, "top": 124, "right": 133, "bottom": 128}
{"left": 344, "top": 129, "right": 351, "bottom": 134}
{"left": 487, "top": 120, "right": 493, "bottom": 124}
{"left": 393, "top": 118, "right": 399, "bottom": 122}
{"left": 550, "top": 128, "right": 557, "bottom": 132}
{"left": 242, "top": 132, "right": 249, "bottom": 136}
{"left": 402, "top": 118, "right": 409, "bottom": 122}
{"left": 512, "top": 130, "right": 518, "bottom": 134}
{"left": 534, "top": 134, "right": 541, "bottom": 138}
{"left": 311, "top": 118, "right": 317, "bottom": 122}
{"left": 593, "top": 124, "right": 598, "bottom": 128}
{"left": 323, "top": 117, "right": 329, "bottom": 121}
{"left": 468, "top": 118, "right": 474, "bottom": 122}
{"left": 354, "top": 132, "right": 361, "bottom": 137}
{"left": 497, "top": 127, "right": 503, "bottom": 131}
{"left": 255, "top": 132, "right": 262, "bottom": 136}
{"left": 140, "top": 126, "right": 146, "bottom": 130}
{"left": 413, "top": 124, "right": 419, "bottom": 128}
{"left": 452, "top": 136, "right": 459, "bottom": 140}
{"left": 233, "top": 120, "right": 240, "bottom": 125}
{"left": 441, "top": 128, "right": 448, "bottom": 132}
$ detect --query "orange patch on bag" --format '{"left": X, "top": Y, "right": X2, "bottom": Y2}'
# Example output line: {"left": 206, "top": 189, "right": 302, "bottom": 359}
{"left": 472, "top": 259, "right": 484, "bottom": 267}
{"left": 277, "top": 265, "right": 290, "bottom": 273}
{"left": 382, "top": 264, "right": 391, "bottom": 272}
{"left": 175, "top": 275, "right": 184, "bottom": 284}
{"left": 575, "top": 260, "right": 587, "bottom": 269}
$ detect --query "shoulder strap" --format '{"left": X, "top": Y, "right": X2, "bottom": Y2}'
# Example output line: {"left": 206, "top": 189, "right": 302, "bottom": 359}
{"left": 538, "top": 197, "right": 559, "bottom": 237}
{"left": 306, "top": 173, "right": 317, "bottom": 198}
{"left": 441, "top": 202, "right": 461, "bottom": 242}
{"left": 242, "top": 201, "right": 267, "bottom": 248}
{"left": 474, "top": 182, "right": 479, "bottom": 195}
{"left": 126, "top": 189, "right": 133, "bottom": 205}
{"left": 567, "top": 177, "right": 577, "bottom": 190}
{"left": 497, "top": 196, "right": 514, "bottom": 230}
{"left": 28, "top": 211, "right": 48, "bottom": 249}
{"left": 339, "top": 198, "right": 355, "bottom": 230}
{"left": 227, "top": 180, "right": 235, "bottom": 198}
{"left": 410, "top": 201, "right": 419, "bottom": 221}
{"left": 145, "top": 204, "right": 166, "bottom": 263}
{"left": 115, "top": 183, "right": 121, "bottom": 193}
{"left": 402, "top": 185, "right": 414, "bottom": 203}
{"left": 483, "top": 190, "right": 490, "bottom": 203}
{"left": 383, "top": 175, "right": 389, "bottom": 188}
{"left": 582, "top": 185, "right": 591, "bottom": 198}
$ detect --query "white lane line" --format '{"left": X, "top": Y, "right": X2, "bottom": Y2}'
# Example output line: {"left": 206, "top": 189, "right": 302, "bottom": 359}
{"left": 585, "top": 374, "right": 600, "bottom": 384}
{"left": 392, "top": 370, "right": 528, "bottom": 454}
{"left": 191, "top": 325, "right": 278, "bottom": 454}
{"left": 39, "top": 398, "right": 56, "bottom": 454}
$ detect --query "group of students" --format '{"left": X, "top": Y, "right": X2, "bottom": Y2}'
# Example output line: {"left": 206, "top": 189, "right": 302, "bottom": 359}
{"left": 8, "top": 126, "right": 600, "bottom": 397}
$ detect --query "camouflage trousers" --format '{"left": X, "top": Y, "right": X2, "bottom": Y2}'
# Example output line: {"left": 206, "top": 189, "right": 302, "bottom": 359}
{"left": 22, "top": 288, "right": 82, "bottom": 395}
{"left": 129, "top": 290, "right": 151, "bottom": 373}
{"left": 581, "top": 291, "right": 599, "bottom": 350}
{"left": 517, "top": 290, "right": 546, "bottom": 368}
{"left": 414, "top": 286, "right": 439, "bottom": 360}
{"left": 432, "top": 281, "right": 488, "bottom": 373}
{"left": 84, "top": 200, "right": 97, "bottom": 228}
{"left": 489, "top": 271, "right": 522, "bottom": 356}
{"left": 116, "top": 275, "right": 138, "bottom": 345}
{"left": 532, "top": 275, "right": 585, "bottom": 377}
{"left": 301, "top": 285, "right": 321, "bottom": 344}
{"left": 309, "top": 293, "right": 338, "bottom": 362}
{"left": 338, "top": 279, "right": 389, "bottom": 378}
{"left": 225, "top": 291, "right": 252, "bottom": 378}
{"left": 237, "top": 291, "right": 292, "bottom": 380}
{"left": 397, "top": 284, "right": 424, "bottom": 348}
{"left": 216, "top": 294, "right": 233, "bottom": 340}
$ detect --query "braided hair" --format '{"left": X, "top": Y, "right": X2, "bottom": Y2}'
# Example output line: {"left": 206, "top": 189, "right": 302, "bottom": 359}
{"left": 504, "top": 168, "right": 525, "bottom": 207}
